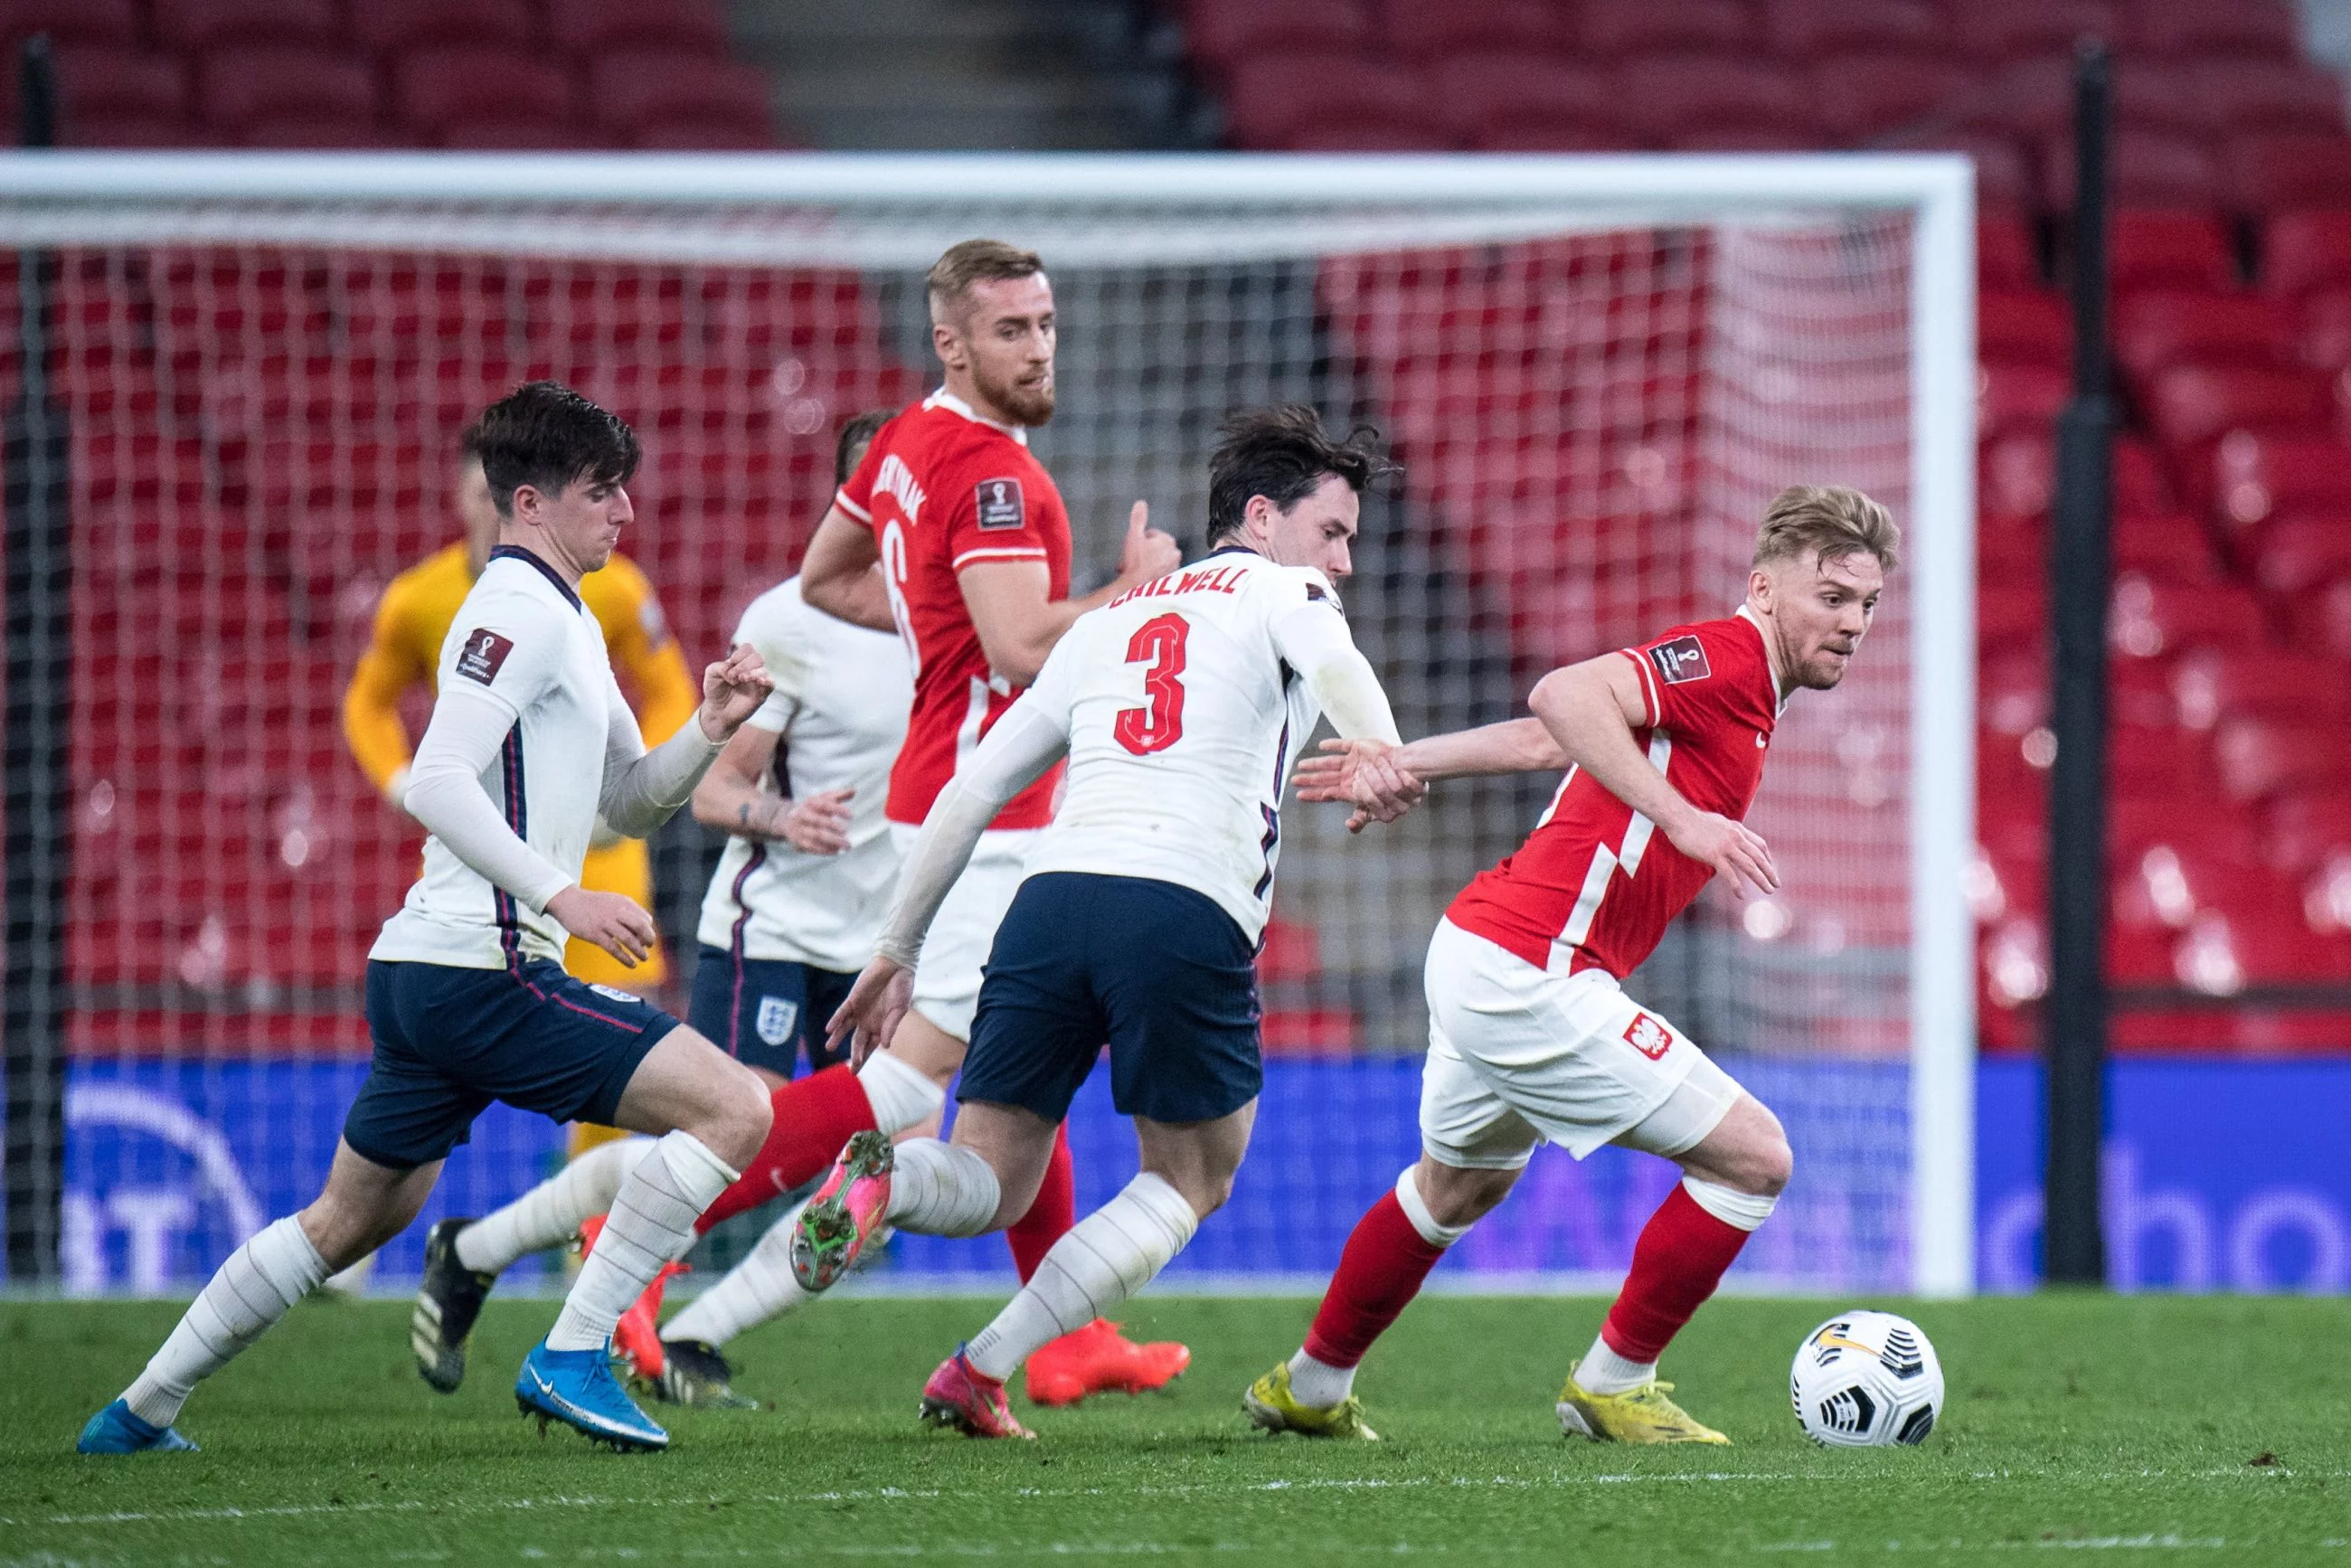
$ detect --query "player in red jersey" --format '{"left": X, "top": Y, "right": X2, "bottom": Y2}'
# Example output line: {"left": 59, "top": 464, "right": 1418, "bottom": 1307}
{"left": 684, "top": 240, "right": 1185, "bottom": 1404}
{"left": 1247, "top": 486, "right": 1898, "bottom": 1445}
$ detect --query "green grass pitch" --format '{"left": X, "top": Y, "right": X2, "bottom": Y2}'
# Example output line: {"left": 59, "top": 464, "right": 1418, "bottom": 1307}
{"left": 5, "top": 1293, "right": 2346, "bottom": 1564}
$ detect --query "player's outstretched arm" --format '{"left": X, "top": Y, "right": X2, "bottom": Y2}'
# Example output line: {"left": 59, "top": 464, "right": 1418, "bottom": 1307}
{"left": 1529, "top": 656, "right": 1778, "bottom": 897}
{"left": 1271, "top": 597, "right": 1422, "bottom": 833}
{"left": 961, "top": 501, "right": 1179, "bottom": 685}
{"left": 1296, "top": 717, "right": 1567, "bottom": 819}
{"left": 827, "top": 677, "right": 1075, "bottom": 1065}
{"left": 799, "top": 505, "right": 896, "bottom": 632}
{"left": 596, "top": 645, "right": 774, "bottom": 839}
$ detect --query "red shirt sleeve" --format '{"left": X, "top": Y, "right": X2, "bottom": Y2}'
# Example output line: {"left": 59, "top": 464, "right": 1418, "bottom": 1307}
{"left": 945, "top": 456, "right": 1053, "bottom": 573}
{"left": 1621, "top": 624, "right": 1733, "bottom": 731}
{"left": 833, "top": 418, "right": 891, "bottom": 525}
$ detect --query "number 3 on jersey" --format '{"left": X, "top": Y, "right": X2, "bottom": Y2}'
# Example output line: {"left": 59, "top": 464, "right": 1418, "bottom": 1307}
{"left": 1113, "top": 611, "right": 1189, "bottom": 756}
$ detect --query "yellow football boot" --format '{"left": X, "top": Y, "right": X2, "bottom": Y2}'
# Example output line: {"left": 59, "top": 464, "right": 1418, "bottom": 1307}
{"left": 1556, "top": 1362, "right": 1731, "bottom": 1445}
{"left": 1242, "top": 1362, "right": 1381, "bottom": 1440}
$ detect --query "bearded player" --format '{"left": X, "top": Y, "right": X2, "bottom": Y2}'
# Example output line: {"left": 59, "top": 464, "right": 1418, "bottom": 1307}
{"left": 656, "top": 238, "right": 1184, "bottom": 1404}
{"left": 1247, "top": 486, "right": 1896, "bottom": 1445}
{"left": 813, "top": 406, "right": 1418, "bottom": 1439}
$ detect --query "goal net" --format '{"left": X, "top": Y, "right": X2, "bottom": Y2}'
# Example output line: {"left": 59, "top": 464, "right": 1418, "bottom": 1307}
{"left": 2, "top": 154, "right": 1975, "bottom": 1299}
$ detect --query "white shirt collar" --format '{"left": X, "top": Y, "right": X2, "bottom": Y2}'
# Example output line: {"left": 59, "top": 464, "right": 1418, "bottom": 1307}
{"left": 924, "top": 387, "right": 1029, "bottom": 446}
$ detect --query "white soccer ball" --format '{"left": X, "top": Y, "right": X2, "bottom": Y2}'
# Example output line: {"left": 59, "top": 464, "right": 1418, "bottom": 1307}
{"left": 1789, "top": 1309, "right": 1944, "bottom": 1447}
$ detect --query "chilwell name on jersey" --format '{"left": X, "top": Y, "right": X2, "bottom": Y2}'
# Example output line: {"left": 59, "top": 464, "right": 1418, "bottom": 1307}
{"left": 1107, "top": 562, "right": 1251, "bottom": 609}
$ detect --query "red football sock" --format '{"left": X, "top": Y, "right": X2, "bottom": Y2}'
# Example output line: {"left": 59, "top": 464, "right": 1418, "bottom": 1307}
{"left": 1003, "top": 1124, "right": 1075, "bottom": 1283}
{"left": 694, "top": 1064, "right": 876, "bottom": 1234}
{"left": 1301, "top": 1192, "right": 1448, "bottom": 1369}
{"left": 1600, "top": 1184, "right": 1753, "bottom": 1363}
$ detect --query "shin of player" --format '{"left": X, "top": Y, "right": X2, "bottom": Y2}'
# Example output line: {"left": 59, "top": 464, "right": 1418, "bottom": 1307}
{"left": 1260, "top": 485, "right": 1897, "bottom": 1446}
{"left": 79, "top": 383, "right": 774, "bottom": 1457}
{"left": 812, "top": 407, "right": 1420, "bottom": 1438}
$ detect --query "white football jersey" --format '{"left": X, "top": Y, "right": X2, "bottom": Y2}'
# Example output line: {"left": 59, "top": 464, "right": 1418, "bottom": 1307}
{"left": 372, "top": 548, "right": 636, "bottom": 969}
{"left": 1015, "top": 548, "right": 1341, "bottom": 942}
{"left": 696, "top": 578, "right": 912, "bottom": 972}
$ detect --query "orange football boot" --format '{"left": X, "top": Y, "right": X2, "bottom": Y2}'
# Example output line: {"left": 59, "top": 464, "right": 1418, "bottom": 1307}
{"left": 1024, "top": 1318, "right": 1191, "bottom": 1407}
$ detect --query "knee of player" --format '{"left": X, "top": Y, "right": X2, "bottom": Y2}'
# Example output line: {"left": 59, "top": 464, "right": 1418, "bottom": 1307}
{"left": 703, "top": 1064, "right": 774, "bottom": 1167}
{"left": 1751, "top": 1133, "right": 1793, "bottom": 1197}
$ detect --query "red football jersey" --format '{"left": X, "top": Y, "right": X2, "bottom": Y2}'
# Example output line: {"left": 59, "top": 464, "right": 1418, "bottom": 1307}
{"left": 1446, "top": 611, "right": 1781, "bottom": 978}
{"left": 835, "top": 389, "right": 1072, "bottom": 829}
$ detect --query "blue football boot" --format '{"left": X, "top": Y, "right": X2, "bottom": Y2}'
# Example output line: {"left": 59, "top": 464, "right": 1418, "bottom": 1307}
{"left": 514, "top": 1340, "right": 668, "bottom": 1452}
{"left": 77, "top": 1399, "right": 199, "bottom": 1454}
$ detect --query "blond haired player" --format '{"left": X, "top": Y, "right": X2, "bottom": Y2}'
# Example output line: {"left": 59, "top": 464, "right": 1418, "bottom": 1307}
{"left": 1249, "top": 486, "right": 1896, "bottom": 1445}
{"left": 343, "top": 420, "right": 699, "bottom": 1167}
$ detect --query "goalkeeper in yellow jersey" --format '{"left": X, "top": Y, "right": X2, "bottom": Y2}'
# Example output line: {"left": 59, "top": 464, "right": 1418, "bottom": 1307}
{"left": 343, "top": 420, "right": 700, "bottom": 1167}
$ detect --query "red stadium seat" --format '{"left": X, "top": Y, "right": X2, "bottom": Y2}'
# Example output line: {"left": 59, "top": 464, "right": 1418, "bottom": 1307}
{"left": 1978, "top": 288, "right": 2068, "bottom": 364}
{"left": 585, "top": 50, "right": 774, "bottom": 143}
{"left": 2261, "top": 211, "right": 2351, "bottom": 297}
{"left": 1967, "top": 59, "right": 2198, "bottom": 142}
{"left": 1179, "top": 0, "right": 1373, "bottom": 76}
{"left": 0, "top": 0, "right": 137, "bottom": 48}
{"left": 2266, "top": 795, "right": 2351, "bottom": 875}
{"left": 150, "top": 0, "right": 335, "bottom": 51}
{"left": 2113, "top": 292, "right": 2296, "bottom": 382}
{"left": 1977, "top": 581, "right": 2045, "bottom": 648}
{"left": 2113, "top": 511, "right": 2222, "bottom": 585}
{"left": 2042, "top": 128, "right": 2224, "bottom": 212}
{"left": 1978, "top": 359, "right": 2068, "bottom": 437}
{"left": 197, "top": 46, "right": 379, "bottom": 136}
{"left": 1953, "top": 0, "right": 2117, "bottom": 61}
{"left": 2108, "top": 798, "right": 2261, "bottom": 863}
{"left": 2107, "top": 715, "right": 2211, "bottom": 797}
{"left": 1887, "top": 128, "right": 2036, "bottom": 212}
{"left": 33, "top": 45, "right": 190, "bottom": 127}
{"left": 63, "top": 107, "right": 197, "bottom": 146}
{"left": 2214, "top": 716, "right": 2351, "bottom": 804}
{"left": 2110, "top": 573, "right": 2268, "bottom": 659}
{"left": 544, "top": 0, "right": 731, "bottom": 56}
{"left": 1979, "top": 214, "right": 2038, "bottom": 288}
{"left": 1427, "top": 53, "right": 1611, "bottom": 147}
{"left": 2229, "top": 133, "right": 2351, "bottom": 213}
{"left": 439, "top": 115, "right": 610, "bottom": 150}
{"left": 2143, "top": 364, "right": 2332, "bottom": 449}
{"left": 347, "top": 0, "right": 538, "bottom": 52}
{"left": 2295, "top": 287, "right": 2351, "bottom": 373}
{"left": 2105, "top": 212, "right": 2238, "bottom": 294}
{"left": 631, "top": 118, "right": 783, "bottom": 150}
{"left": 393, "top": 46, "right": 581, "bottom": 139}
{"left": 2249, "top": 514, "right": 2351, "bottom": 597}
{"left": 2170, "top": 646, "right": 2347, "bottom": 732}
{"left": 1381, "top": 0, "right": 1563, "bottom": 56}
{"left": 2130, "top": 0, "right": 2301, "bottom": 61}
{"left": 2209, "top": 430, "right": 2351, "bottom": 534}
{"left": 2189, "top": 60, "right": 2345, "bottom": 139}
{"left": 1765, "top": 0, "right": 1940, "bottom": 58}
{"left": 1219, "top": 53, "right": 1438, "bottom": 150}
{"left": 1618, "top": 54, "right": 1813, "bottom": 146}
{"left": 1578, "top": 0, "right": 1753, "bottom": 55}
{"left": 1808, "top": 55, "right": 1968, "bottom": 145}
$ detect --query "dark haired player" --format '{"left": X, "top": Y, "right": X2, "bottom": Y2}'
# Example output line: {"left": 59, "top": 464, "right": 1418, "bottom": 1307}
{"left": 1249, "top": 486, "right": 1898, "bottom": 1446}
{"left": 77, "top": 383, "right": 776, "bottom": 1456}
{"left": 809, "top": 406, "right": 1421, "bottom": 1438}
{"left": 667, "top": 239, "right": 1189, "bottom": 1407}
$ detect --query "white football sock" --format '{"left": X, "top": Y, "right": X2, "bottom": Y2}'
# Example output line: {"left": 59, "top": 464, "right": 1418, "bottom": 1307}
{"left": 659, "top": 1199, "right": 816, "bottom": 1349}
{"left": 858, "top": 1049, "right": 946, "bottom": 1136}
{"left": 123, "top": 1214, "right": 328, "bottom": 1427}
{"left": 1575, "top": 1337, "right": 1657, "bottom": 1395}
{"left": 883, "top": 1138, "right": 1000, "bottom": 1238}
{"left": 320, "top": 1250, "right": 376, "bottom": 1297}
{"left": 964, "top": 1173, "right": 1198, "bottom": 1383}
{"left": 546, "top": 1131, "right": 735, "bottom": 1352}
{"left": 1285, "top": 1348, "right": 1358, "bottom": 1408}
{"left": 456, "top": 1136, "right": 654, "bottom": 1276}
{"left": 1679, "top": 1176, "right": 1778, "bottom": 1232}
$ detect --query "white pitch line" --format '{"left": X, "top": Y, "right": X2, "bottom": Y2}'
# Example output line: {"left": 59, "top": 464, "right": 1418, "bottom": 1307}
{"left": 10, "top": 1468, "right": 2331, "bottom": 1533}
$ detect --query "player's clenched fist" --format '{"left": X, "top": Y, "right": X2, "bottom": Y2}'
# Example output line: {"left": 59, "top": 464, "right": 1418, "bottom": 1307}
{"left": 696, "top": 642, "right": 774, "bottom": 741}
{"left": 544, "top": 885, "right": 658, "bottom": 968}
{"left": 779, "top": 787, "right": 856, "bottom": 856}
{"left": 1663, "top": 809, "right": 1778, "bottom": 898}
{"left": 1119, "top": 500, "right": 1181, "bottom": 585}
{"left": 1294, "top": 737, "right": 1427, "bottom": 833}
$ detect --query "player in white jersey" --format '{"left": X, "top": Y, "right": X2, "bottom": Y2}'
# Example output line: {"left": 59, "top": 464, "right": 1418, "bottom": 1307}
{"left": 77, "top": 383, "right": 776, "bottom": 1458}
{"left": 803, "top": 406, "right": 1424, "bottom": 1439}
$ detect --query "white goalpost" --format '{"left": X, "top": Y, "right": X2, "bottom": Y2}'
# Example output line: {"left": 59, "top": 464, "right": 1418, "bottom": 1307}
{"left": 0, "top": 151, "right": 1976, "bottom": 1299}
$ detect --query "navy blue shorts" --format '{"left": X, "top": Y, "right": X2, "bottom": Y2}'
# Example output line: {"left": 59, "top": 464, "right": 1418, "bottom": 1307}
{"left": 960, "top": 872, "right": 1261, "bottom": 1126}
{"left": 687, "top": 945, "right": 855, "bottom": 1079}
{"left": 345, "top": 958, "right": 681, "bottom": 1171}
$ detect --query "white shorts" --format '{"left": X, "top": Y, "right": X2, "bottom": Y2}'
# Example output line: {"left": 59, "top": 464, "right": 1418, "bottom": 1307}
{"left": 1419, "top": 917, "right": 1742, "bottom": 1169}
{"left": 891, "top": 824, "right": 1039, "bottom": 1044}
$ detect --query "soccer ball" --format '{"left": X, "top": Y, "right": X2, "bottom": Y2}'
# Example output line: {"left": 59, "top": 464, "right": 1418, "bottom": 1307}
{"left": 1789, "top": 1309, "right": 1943, "bottom": 1447}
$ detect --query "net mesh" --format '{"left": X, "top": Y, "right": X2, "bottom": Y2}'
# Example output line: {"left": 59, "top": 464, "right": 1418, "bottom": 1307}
{"left": 1, "top": 188, "right": 1923, "bottom": 1294}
